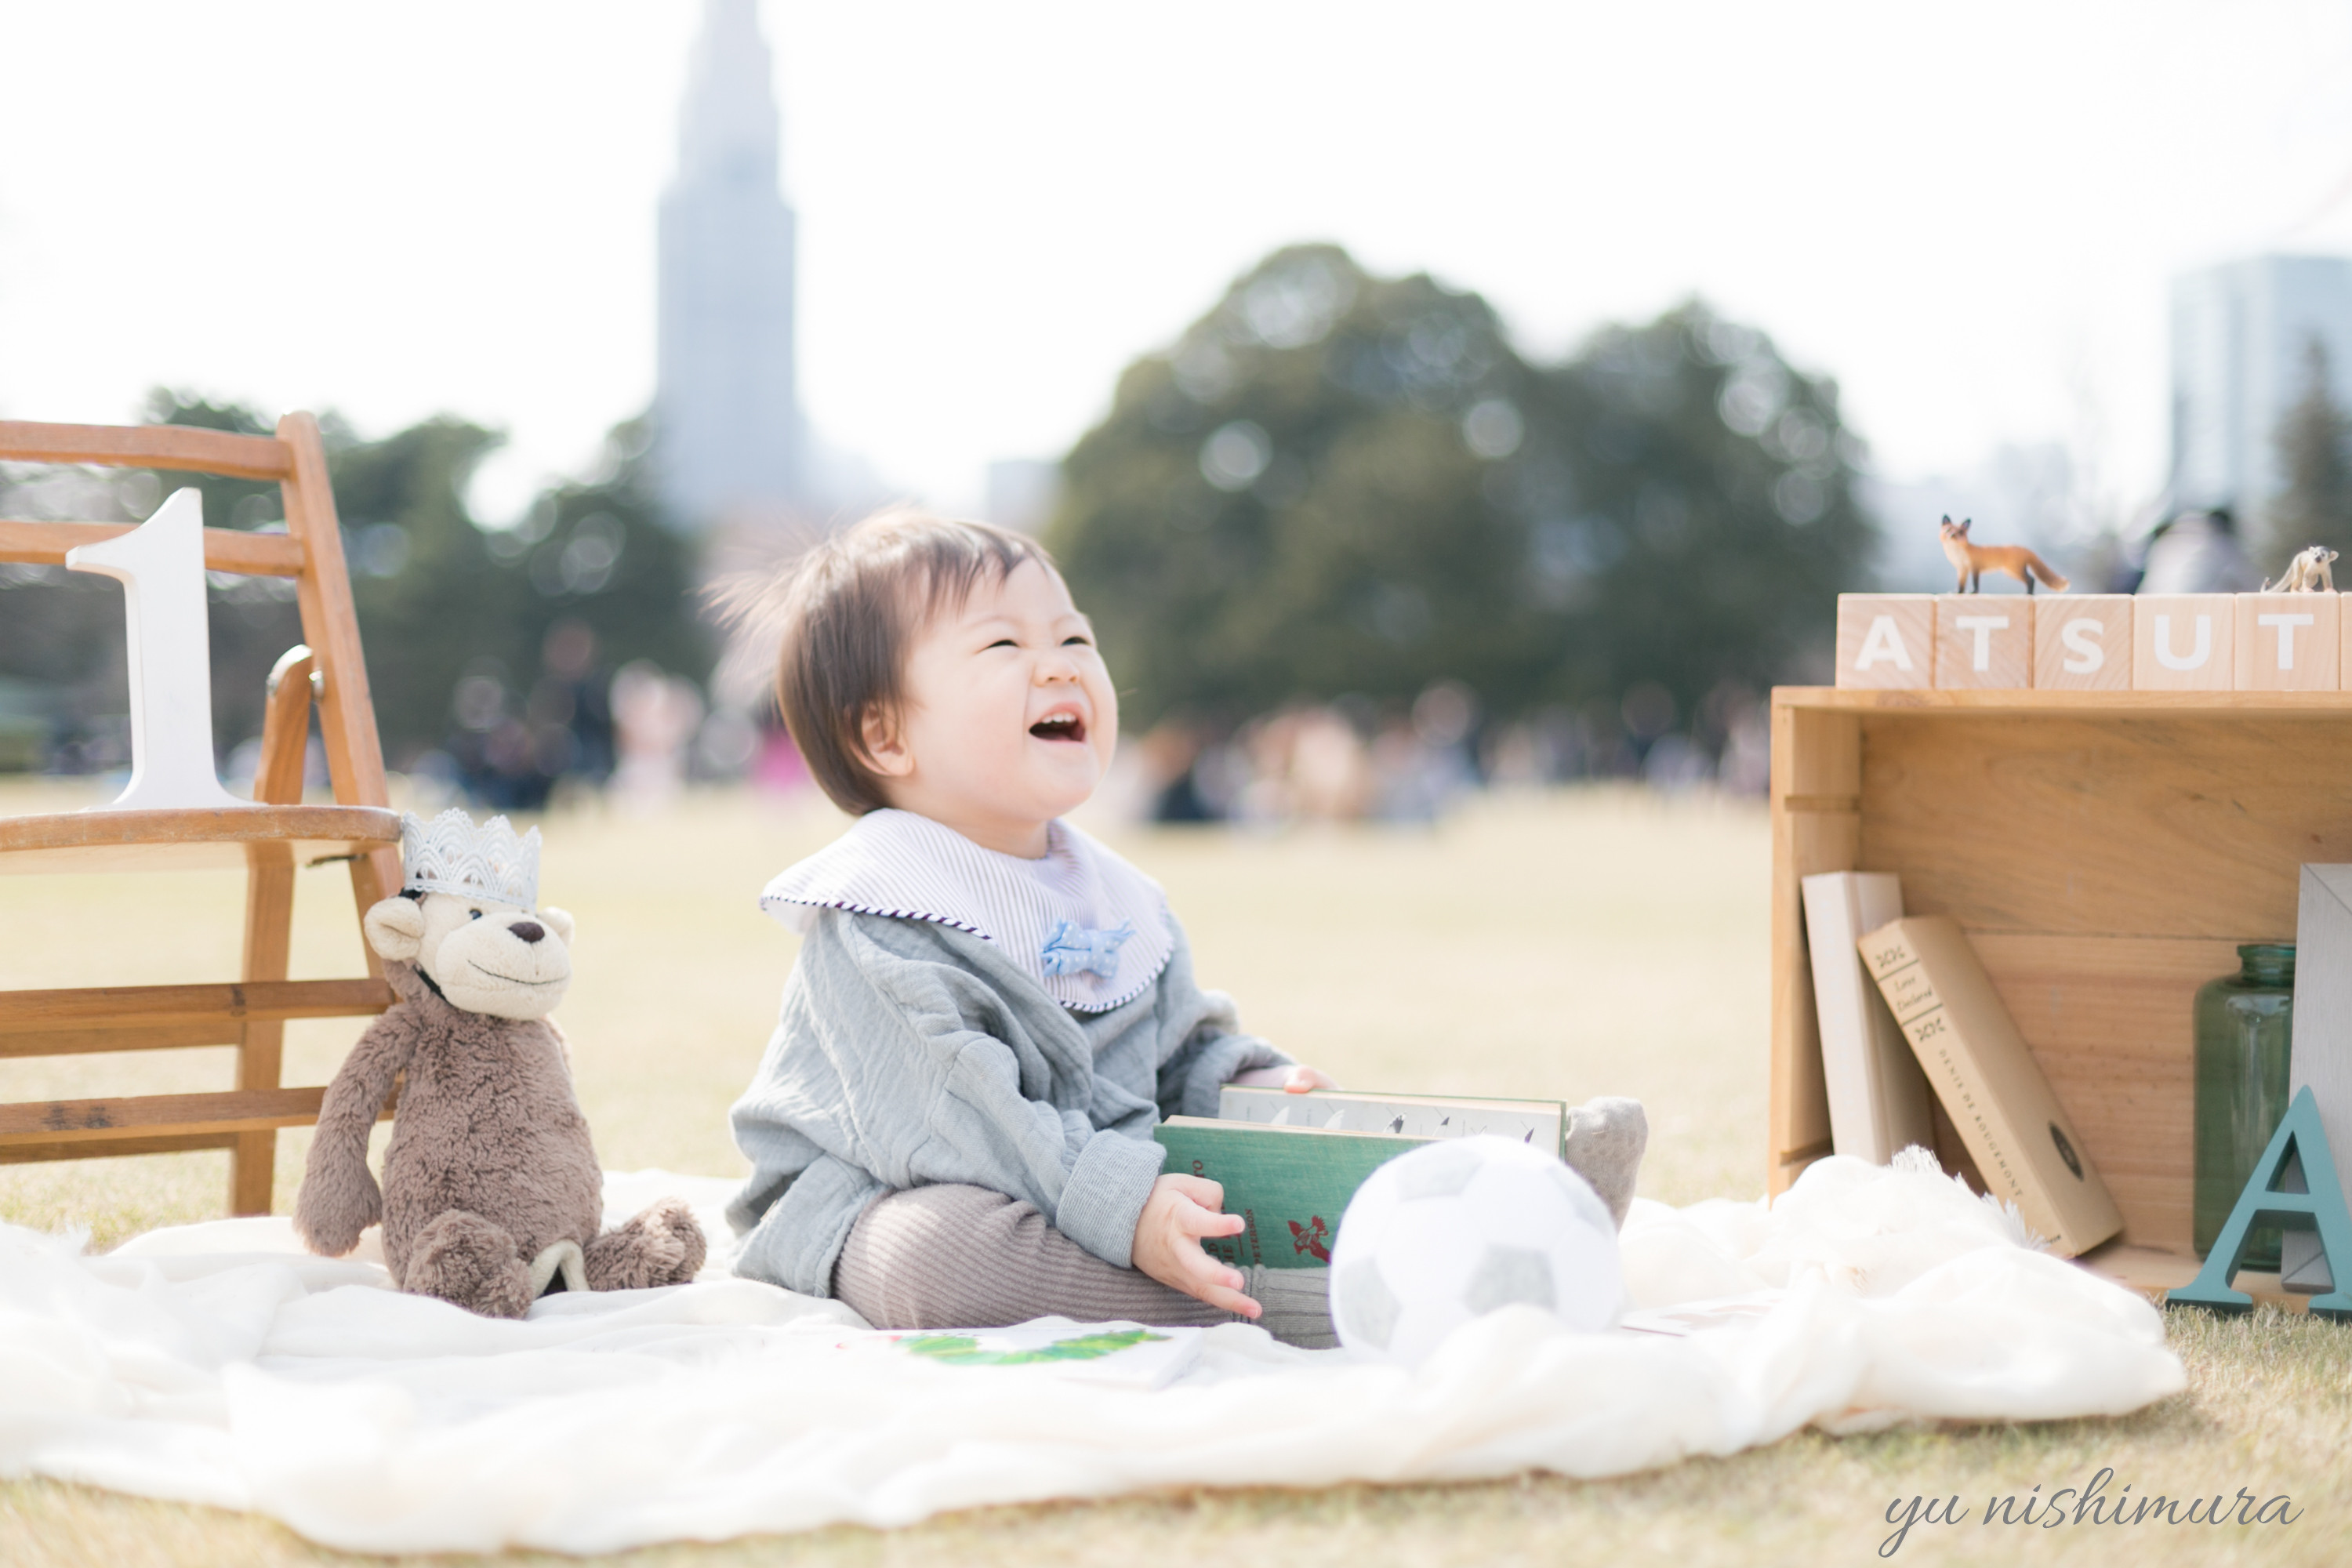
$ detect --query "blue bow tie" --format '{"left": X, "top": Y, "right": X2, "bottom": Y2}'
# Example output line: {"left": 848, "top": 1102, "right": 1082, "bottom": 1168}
{"left": 1041, "top": 919, "right": 1134, "bottom": 979}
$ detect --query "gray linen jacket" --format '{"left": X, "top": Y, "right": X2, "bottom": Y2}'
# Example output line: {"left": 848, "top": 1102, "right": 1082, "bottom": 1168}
{"left": 726, "top": 906, "right": 1288, "bottom": 1298}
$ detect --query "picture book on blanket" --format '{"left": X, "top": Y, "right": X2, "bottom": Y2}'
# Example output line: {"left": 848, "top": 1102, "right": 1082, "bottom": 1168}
{"left": 834, "top": 1322, "right": 1206, "bottom": 1389}
{"left": 1857, "top": 915, "right": 2122, "bottom": 1257}
{"left": 1153, "top": 1089, "right": 1568, "bottom": 1270}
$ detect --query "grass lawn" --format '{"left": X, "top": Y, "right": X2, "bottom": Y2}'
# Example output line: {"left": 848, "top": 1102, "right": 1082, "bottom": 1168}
{"left": 3, "top": 782, "right": 2347, "bottom": 1566}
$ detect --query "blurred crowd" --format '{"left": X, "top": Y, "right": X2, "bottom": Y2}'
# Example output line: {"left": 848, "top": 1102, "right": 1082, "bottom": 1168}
{"left": 390, "top": 661, "right": 1773, "bottom": 825}
{"left": 401, "top": 619, "right": 765, "bottom": 815}
{"left": 17, "top": 611, "right": 1769, "bottom": 826}
{"left": 1114, "top": 678, "right": 1769, "bottom": 828}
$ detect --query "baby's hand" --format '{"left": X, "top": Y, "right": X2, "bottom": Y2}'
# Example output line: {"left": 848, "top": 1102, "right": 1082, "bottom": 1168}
{"left": 1133, "top": 1174, "right": 1261, "bottom": 1317}
{"left": 1229, "top": 1063, "right": 1338, "bottom": 1094}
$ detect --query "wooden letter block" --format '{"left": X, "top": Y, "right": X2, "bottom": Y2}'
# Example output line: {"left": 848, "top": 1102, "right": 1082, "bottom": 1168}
{"left": 1934, "top": 596, "right": 2031, "bottom": 688}
{"left": 1835, "top": 595, "right": 1933, "bottom": 688}
{"left": 2235, "top": 593, "right": 2341, "bottom": 691}
{"left": 2132, "top": 595, "right": 2234, "bottom": 691}
{"left": 2034, "top": 595, "right": 2132, "bottom": 691}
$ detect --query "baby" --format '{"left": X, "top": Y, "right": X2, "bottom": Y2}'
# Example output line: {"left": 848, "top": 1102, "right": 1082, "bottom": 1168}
{"left": 724, "top": 510, "right": 1643, "bottom": 1344}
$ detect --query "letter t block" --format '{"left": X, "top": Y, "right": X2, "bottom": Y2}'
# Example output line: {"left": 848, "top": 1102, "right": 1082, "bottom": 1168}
{"left": 2236, "top": 593, "right": 2340, "bottom": 691}
{"left": 1835, "top": 594, "right": 1933, "bottom": 689}
{"left": 1935, "top": 596, "right": 2031, "bottom": 689}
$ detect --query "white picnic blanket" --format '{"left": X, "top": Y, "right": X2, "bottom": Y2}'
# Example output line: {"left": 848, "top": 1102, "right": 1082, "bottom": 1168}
{"left": 0, "top": 1156, "right": 2186, "bottom": 1555}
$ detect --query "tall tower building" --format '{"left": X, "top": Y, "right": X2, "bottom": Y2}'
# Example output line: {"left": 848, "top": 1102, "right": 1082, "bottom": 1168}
{"left": 656, "top": 0, "right": 802, "bottom": 528}
{"left": 2170, "top": 255, "right": 2352, "bottom": 538}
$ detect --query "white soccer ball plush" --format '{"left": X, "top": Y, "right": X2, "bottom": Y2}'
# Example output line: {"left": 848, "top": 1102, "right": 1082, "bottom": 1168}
{"left": 1330, "top": 1135, "right": 1623, "bottom": 1367}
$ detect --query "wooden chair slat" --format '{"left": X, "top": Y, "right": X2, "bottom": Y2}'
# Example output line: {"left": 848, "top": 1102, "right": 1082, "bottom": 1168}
{"left": 233, "top": 647, "right": 316, "bottom": 1212}
{"left": 0, "top": 1133, "right": 241, "bottom": 1167}
{"left": 0, "top": 978, "right": 394, "bottom": 1034}
{"left": 0, "top": 804, "right": 398, "bottom": 860}
{"left": 0, "top": 519, "right": 307, "bottom": 577}
{"left": 0, "top": 1025, "right": 248, "bottom": 1060}
{"left": 277, "top": 412, "right": 401, "bottom": 916}
{"left": 0, "top": 1085, "right": 386, "bottom": 1145}
{"left": 0, "top": 419, "right": 293, "bottom": 479}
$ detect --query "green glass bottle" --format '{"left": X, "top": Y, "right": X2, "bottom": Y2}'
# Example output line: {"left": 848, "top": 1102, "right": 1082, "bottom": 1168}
{"left": 2192, "top": 943, "right": 2295, "bottom": 1271}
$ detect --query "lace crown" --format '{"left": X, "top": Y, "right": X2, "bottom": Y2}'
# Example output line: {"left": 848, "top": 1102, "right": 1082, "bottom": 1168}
{"left": 398, "top": 808, "right": 540, "bottom": 909}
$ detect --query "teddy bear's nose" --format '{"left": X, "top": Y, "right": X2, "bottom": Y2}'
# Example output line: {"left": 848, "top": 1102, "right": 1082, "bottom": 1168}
{"left": 510, "top": 921, "right": 546, "bottom": 944}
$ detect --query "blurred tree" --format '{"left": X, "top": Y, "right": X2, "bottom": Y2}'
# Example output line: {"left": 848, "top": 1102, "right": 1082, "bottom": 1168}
{"left": 0, "top": 396, "right": 712, "bottom": 775}
{"left": 1047, "top": 245, "right": 1877, "bottom": 735}
{"left": 1531, "top": 304, "right": 1875, "bottom": 713}
{"left": 1051, "top": 245, "right": 1550, "bottom": 725}
{"left": 0, "top": 390, "right": 295, "bottom": 768}
{"left": 335, "top": 411, "right": 712, "bottom": 766}
{"left": 2268, "top": 339, "right": 2352, "bottom": 574}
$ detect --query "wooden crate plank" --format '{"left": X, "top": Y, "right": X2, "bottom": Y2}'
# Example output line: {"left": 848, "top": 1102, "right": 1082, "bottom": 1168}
{"left": 1773, "top": 704, "right": 1862, "bottom": 799}
{"left": 1768, "top": 698, "right": 1863, "bottom": 1194}
{"left": 1776, "top": 688, "right": 2352, "bottom": 717}
{"left": 1970, "top": 931, "right": 2236, "bottom": 1252}
{"left": 2077, "top": 1241, "right": 2310, "bottom": 1314}
{"left": 1858, "top": 713, "right": 2352, "bottom": 938}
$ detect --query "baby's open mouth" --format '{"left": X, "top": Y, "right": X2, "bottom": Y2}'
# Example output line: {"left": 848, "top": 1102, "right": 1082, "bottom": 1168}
{"left": 1029, "top": 713, "right": 1087, "bottom": 743}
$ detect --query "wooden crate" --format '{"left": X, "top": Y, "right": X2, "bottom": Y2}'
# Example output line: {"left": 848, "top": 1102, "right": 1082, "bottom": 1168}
{"left": 1769, "top": 687, "right": 2352, "bottom": 1306}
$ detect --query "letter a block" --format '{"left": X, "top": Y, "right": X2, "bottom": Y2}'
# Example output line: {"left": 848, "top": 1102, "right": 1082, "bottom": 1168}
{"left": 1835, "top": 595, "right": 1933, "bottom": 689}
{"left": 2133, "top": 595, "right": 2234, "bottom": 691}
{"left": 2167, "top": 1087, "right": 2352, "bottom": 1321}
{"left": 2236, "top": 593, "right": 2341, "bottom": 691}
{"left": 2034, "top": 596, "right": 2132, "bottom": 691}
{"left": 1934, "top": 597, "right": 2031, "bottom": 688}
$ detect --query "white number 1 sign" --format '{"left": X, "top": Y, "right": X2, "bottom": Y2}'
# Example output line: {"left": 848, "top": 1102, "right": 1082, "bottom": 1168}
{"left": 64, "top": 487, "right": 246, "bottom": 811}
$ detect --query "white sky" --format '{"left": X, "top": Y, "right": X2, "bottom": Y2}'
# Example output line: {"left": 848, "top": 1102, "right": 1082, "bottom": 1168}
{"left": 5, "top": 1, "right": 2352, "bottom": 524}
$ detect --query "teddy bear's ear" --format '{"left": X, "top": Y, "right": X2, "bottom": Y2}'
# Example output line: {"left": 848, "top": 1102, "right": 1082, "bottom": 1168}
{"left": 537, "top": 906, "right": 575, "bottom": 946}
{"left": 363, "top": 896, "right": 426, "bottom": 961}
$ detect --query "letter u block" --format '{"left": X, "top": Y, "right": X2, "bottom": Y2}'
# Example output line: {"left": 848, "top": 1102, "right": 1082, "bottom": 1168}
{"left": 2034, "top": 596, "right": 2132, "bottom": 691}
{"left": 1934, "top": 597, "right": 2031, "bottom": 688}
{"left": 1835, "top": 595, "right": 1933, "bottom": 688}
{"left": 2234, "top": 593, "right": 2340, "bottom": 691}
{"left": 2132, "top": 595, "right": 2234, "bottom": 691}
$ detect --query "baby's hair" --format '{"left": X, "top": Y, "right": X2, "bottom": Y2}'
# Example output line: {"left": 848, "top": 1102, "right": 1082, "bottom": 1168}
{"left": 751, "top": 506, "right": 1053, "bottom": 815}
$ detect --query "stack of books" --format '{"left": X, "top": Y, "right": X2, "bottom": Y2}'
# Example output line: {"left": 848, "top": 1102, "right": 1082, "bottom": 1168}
{"left": 1803, "top": 870, "right": 2122, "bottom": 1257}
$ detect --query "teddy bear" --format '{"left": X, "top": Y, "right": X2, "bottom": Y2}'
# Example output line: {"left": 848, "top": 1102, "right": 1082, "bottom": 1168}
{"left": 294, "top": 808, "right": 705, "bottom": 1317}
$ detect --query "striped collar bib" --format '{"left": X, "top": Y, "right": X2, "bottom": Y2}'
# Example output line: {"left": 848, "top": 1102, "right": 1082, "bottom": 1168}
{"left": 759, "top": 809, "right": 1174, "bottom": 1013}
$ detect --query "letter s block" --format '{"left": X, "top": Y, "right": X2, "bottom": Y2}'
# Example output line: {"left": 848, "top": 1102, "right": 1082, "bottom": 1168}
{"left": 2235, "top": 593, "right": 2340, "bottom": 691}
{"left": 1835, "top": 595, "right": 1933, "bottom": 689}
{"left": 2132, "top": 595, "right": 2234, "bottom": 691}
{"left": 1935, "top": 596, "right": 2032, "bottom": 688}
{"left": 2034, "top": 596, "right": 2132, "bottom": 691}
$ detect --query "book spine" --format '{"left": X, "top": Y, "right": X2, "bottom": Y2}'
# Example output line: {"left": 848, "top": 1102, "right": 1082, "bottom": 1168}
{"left": 1860, "top": 925, "right": 2038, "bottom": 1212}
{"left": 1803, "top": 873, "right": 1879, "bottom": 1161}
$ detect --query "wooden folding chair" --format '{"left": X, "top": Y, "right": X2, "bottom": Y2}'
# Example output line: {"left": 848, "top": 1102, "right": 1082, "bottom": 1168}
{"left": 0, "top": 415, "right": 401, "bottom": 1213}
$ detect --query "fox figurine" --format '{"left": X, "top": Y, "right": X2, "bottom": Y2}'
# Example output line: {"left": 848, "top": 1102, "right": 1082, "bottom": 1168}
{"left": 1939, "top": 516, "right": 2069, "bottom": 594}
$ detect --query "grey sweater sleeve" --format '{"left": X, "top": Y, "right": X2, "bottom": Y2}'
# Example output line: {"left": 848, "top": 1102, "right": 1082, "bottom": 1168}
{"left": 729, "top": 910, "right": 1178, "bottom": 1290}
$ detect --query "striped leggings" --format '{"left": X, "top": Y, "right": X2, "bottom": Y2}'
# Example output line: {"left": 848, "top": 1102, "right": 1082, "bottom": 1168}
{"left": 831, "top": 1182, "right": 1336, "bottom": 1348}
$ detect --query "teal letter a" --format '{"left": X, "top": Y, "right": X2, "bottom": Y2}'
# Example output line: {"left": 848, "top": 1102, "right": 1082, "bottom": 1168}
{"left": 2168, "top": 1087, "right": 2352, "bottom": 1322}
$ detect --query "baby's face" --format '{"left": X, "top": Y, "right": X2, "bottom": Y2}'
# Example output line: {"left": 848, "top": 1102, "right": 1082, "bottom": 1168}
{"left": 868, "top": 557, "right": 1118, "bottom": 856}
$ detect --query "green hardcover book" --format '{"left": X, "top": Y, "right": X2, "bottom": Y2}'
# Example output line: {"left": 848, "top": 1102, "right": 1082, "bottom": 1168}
{"left": 1152, "top": 1117, "right": 1431, "bottom": 1269}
